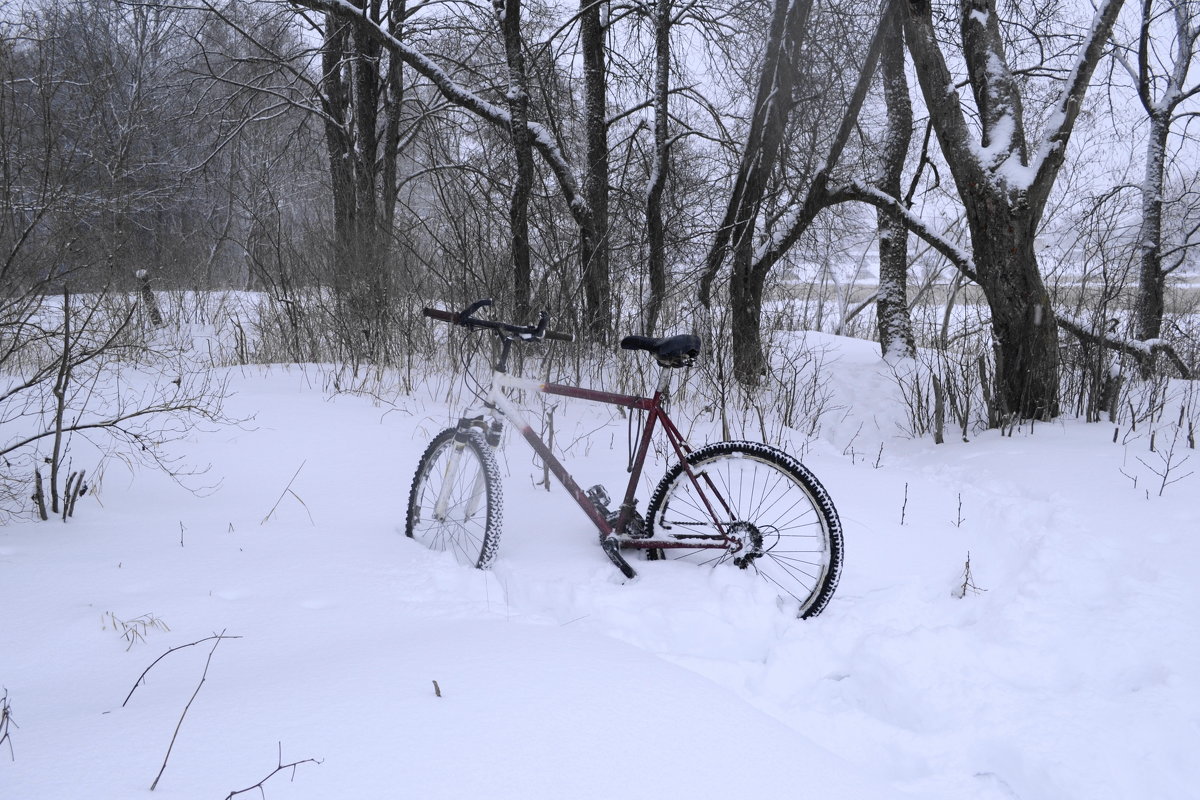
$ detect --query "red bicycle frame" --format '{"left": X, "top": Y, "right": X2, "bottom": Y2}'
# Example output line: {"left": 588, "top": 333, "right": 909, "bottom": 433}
{"left": 463, "top": 357, "right": 733, "bottom": 579}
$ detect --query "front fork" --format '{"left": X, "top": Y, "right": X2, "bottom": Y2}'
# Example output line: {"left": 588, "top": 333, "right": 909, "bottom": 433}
{"left": 433, "top": 416, "right": 500, "bottom": 522}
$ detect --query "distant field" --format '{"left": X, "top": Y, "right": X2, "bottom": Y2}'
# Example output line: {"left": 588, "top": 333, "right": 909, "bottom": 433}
{"left": 775, "top": 278, "right": 1200, "bottom": 314}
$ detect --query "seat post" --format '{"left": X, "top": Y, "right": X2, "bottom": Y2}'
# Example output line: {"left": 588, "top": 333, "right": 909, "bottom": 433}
{"left": 655, "top": 365, "right": 672, "bottom": 395}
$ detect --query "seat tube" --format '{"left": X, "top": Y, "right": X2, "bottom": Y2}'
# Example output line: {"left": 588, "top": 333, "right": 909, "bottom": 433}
{"left": 619, "top": 400, "right": 661, "bottom": 517}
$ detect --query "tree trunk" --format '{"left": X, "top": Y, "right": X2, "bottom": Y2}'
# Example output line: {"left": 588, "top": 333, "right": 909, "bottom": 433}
{"left": 50, "top": 289, "right": 72, "bottom": 516}
{"left": 380, "top": 0, "right": 406, "bottom": 234}
{"left": 321, "top": 13, "right": 355, "bottom": 287}
{"left": 700, "top": 0, "right": 807, "bottom": 309}
{"left": 700, "top": 0, "right": 813, "bottom": 383}
{"left": 730, "top": 252, "right": 767, "bottom": 384}
{"left": 874, "top": 8, "right": 915, "bottom": 359}
{"left": 1135, "top": 109, "right": 1170, "bottom": 342}
{"left": 643, "top": 0, "right": 671, "bottom": 335}
{"left": 580, "top": 0, "right": 611, "bottom": 340}
{"left": 966, "top": 201, "right": 1059, "bottom": 419}
{"left": 496, "top": 0, "right": 534, "bottom": 319}
{"left": 320, "top": 3, "right": 400, "bottom": 362}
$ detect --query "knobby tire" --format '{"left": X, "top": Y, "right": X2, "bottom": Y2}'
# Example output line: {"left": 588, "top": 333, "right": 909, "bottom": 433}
{"left": 406, "top": 427, "right": 503, "bottom": 569}
{"left": 646, "top": 440, "right": 842, "bottom": 618}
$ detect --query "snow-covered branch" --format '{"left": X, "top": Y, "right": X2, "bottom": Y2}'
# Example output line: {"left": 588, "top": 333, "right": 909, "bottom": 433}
{"left": 1027, "top": 0, "right": 1127, "bottom": 214}
{"left": 836, "top": 181, "right": 980, "bottom": 283}
{"left": 287, "top": 0, "right": 590, "bottom": 222}
{"left": 1057, "top": 314, "right": 1192, "bottom": 379}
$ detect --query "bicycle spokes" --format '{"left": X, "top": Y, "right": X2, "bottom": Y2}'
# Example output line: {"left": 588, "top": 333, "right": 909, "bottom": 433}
{"left": 646, "top": 441, "right": 842, "bottom": 618}
{"left": 408, "top": 429, "right": 503, "bottom": 569}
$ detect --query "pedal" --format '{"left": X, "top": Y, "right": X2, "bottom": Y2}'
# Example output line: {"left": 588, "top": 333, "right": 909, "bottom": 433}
{"left": 585, "top": 484, "right": 611, "bottom": 514}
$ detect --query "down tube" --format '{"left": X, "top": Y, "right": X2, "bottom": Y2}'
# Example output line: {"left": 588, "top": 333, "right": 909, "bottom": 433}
{"left": 517, "top": 423, "right": 614, "bottom": 537}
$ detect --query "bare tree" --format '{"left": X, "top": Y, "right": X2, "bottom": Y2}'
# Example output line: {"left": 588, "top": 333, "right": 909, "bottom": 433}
{"left": 579, "top": 0, "right": 613, "bottom": 339}
{"left": 899, "top": 0, "right": 1127, "bottom": 418}
{"left": 1109, "top": 0, "right": 1200, "bottom": 346}
{"left": 318, "top": 0, "right": 407, "bottom": 362}
{"left": 699, "top": 0, "right": 889, "bottom": 384}
{"left": 0, "top": 3, "right": 231, "bottom": 519}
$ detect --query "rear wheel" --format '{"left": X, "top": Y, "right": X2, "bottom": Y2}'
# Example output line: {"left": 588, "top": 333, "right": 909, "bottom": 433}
{"left": 646, "top": 441, "right": 842, "bottom": 618}
{"left": 406, "top": 427, "right": 503, "bottom": 568}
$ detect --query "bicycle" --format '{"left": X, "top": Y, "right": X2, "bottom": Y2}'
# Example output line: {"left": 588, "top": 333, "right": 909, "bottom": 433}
{"left": 405, "top": 300, "right": 843, "bottom": 618}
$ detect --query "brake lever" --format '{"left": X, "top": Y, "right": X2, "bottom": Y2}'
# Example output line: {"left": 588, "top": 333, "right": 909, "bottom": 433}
{"left": 458, "top": 298, "right": 494, "bottom": 325}
{"left": 518, "top": 310, "right": 550, "bottom": 341}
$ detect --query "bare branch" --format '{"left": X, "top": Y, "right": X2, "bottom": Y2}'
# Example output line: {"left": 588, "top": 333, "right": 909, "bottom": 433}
{"left": 149, "top": 632, "right": 228, "bottom": 791}
{"left": 123, "top": 634, "right": 243, "bottom": 708}
{"left": 224, "top": 742, "right": 322, "bottom": 800}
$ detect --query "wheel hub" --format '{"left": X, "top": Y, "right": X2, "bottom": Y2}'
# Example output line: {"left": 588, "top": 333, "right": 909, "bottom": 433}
{"left": 727, "top": 520, "right": 764, "bottom": 568}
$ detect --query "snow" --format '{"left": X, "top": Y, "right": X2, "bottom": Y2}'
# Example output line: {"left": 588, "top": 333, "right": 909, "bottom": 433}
{"left": 971, "top": 110, "right": 1016, "bottom": 172}
{"left": 3, "top": 334, "right": 1200, "bottom": 798}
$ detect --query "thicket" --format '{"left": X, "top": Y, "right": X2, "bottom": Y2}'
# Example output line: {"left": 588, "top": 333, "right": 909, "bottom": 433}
{"left": 2, "top": 0, "right": 1198, "bottom": 519}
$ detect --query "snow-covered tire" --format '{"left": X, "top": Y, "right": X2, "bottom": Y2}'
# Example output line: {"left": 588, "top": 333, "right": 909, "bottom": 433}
{"left": 646, "top": 440, "right": 842, "bottom": 619}
{"left": 406, "top": 427, "right": 503, "bottom": 569}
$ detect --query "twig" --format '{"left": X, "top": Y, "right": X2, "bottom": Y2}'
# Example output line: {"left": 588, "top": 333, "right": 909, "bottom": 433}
{"left": 953, "top": 551, "right": 987, "bottom": 598}
{"left": 224, "top": 742, "right": 321, "bottom": 799}
{"left": 260, "top": 461, "right": 308, "bottom": 525}
{"left": 124, "top": 634, "right": 242, "bottom": 708}
{"left": 150, "top": 632, "right": 228, "bottom": 790}
{"left": 65, "top": 468, "right": 85, "bottom": 518}
{"left": 0, "top": 687, "right": 15, "bottom": 761}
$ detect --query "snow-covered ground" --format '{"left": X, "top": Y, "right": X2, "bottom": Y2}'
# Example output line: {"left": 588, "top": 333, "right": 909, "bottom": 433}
{"left": 2, "top": 333, "right": 1198, "bottom": 799}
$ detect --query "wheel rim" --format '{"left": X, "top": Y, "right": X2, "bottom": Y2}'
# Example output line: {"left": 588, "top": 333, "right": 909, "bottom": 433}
{"left": 410, "top": 440, "right": 490, "bottom": 566}
{"left": 657, "top": 453, "right": 832, "bottom": 612}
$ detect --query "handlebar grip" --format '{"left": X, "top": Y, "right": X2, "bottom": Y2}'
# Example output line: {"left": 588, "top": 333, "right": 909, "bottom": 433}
{"left": 422, "top": 307, "right": 458, "bottom": 323}
{"left": 544, "top": 329, "right": 574, "bottom": 342}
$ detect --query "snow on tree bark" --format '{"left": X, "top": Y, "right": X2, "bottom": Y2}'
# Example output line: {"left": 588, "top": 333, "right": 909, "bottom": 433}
{"left": 900, "top": 0, "right": 1128, "bottom": 419}
{"left": 874, "top": 6, "right": 916, "bottom": 360}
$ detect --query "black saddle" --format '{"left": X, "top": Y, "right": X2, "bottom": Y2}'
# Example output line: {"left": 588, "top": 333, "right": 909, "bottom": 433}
{"left": 620, "top": 334, "right": 701, "bottom": 368}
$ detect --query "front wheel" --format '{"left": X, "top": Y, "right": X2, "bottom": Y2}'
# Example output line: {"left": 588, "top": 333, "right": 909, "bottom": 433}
{"left": 406, "top": 427, "right": 503, "bottom": 568}
{"left": 645, "top": 441, "right": 842, "bottom": 618}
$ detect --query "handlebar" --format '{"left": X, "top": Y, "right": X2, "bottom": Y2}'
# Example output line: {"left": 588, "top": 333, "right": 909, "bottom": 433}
{"left": 422, "top": 300, "right": 575, "bottom": 343}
